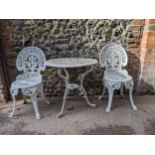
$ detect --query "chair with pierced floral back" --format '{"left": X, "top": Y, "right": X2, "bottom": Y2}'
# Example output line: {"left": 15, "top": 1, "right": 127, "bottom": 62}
{"left": 99, "top": 43, "right": 138, "bottom": 112}
{"left": 9, "top": 47, "right": 49, "bottom": 120}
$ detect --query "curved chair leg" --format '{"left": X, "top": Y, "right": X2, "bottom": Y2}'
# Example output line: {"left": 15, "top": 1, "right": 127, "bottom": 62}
{"left": 120, "top": 84, "right": 124, "bottom": 98}
{"left": 23, "top": 94, "right": 28, "bottom": 104}
{"left": 57, "top": 88, "right": 69, "bottom": 118}
{"left": 99, "top": 85, "right": 106, "bottom": 100}
{"left": 31, "top": 92, "right": 41, "bottom": 120}
{"left": 8, "top": 89, "right": 18, "bottom": 118}
{"left": 40, "top": 84, "right": 50, "bottom": 105}
{"left": 106, "top": 87, "right": 114, "bottom": 112}
{"left": 129, "top": 88, "right": 138, "bottom": 111}
{"left": 22, "top": 89, "right": 29, "bottom": 104}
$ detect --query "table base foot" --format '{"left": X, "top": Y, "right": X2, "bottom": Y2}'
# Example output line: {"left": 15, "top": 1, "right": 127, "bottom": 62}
{"left": 87, "top": 103, "right": 96, "bottom": 107}
{"left": 57, "top": 112, "right": 64, "bottom": 118}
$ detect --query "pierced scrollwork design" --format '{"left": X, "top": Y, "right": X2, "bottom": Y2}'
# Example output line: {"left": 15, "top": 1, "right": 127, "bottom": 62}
{"left": 16, "top": 47, "right": 46, "bottom": 77}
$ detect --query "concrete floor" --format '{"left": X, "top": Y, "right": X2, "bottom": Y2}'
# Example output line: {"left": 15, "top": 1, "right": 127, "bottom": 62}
{"left": 0, "top": 95, "right": 155, "bottom": 135}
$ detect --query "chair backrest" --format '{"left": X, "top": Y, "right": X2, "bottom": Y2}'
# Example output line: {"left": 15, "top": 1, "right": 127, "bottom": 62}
{"left": 16, "top": 47, "right": 46, "bottom": 79}
{"left": 99, "top": 43, "right": 128, "bottom": 71}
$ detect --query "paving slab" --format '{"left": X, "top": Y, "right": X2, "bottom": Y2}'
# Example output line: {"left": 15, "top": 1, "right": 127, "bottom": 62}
{"left": 0, "top": 95, "right": 155, "bottom": 135}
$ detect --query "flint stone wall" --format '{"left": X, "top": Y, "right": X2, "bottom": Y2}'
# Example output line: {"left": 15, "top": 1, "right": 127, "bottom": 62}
{"left": 0, "top": 19, "right": 143, "bottom": 98}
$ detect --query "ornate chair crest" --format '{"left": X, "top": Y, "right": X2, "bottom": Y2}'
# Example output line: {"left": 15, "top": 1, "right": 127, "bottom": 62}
{"left": 16, "top": 47, "right": 46, "bottom": 80}
{"left": 99, "top": 43, "right": 128, "bottom": 71}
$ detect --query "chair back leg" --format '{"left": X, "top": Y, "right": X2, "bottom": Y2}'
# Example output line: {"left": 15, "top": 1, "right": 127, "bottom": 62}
{"left": 8, "top": 88, "right": 18, "bottom": 118}
{"left": 31, "top": 91, "right": 41, "bottom": 120}
{"left": 99, "top": 85, "right": 106, "bottom": 100}
{"left": 129, "top": 88, "right": 138, "bottom": 111}
{"left": 120, "top": 84, "right": 124, "bottom": 98}
{"left": 106, "top": 87, "right": 114, "bottom": 112}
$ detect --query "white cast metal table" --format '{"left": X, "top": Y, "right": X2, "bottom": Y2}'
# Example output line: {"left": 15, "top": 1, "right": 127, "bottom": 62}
{"left": 46, "top": 58, "right": 98, "bottom": 118}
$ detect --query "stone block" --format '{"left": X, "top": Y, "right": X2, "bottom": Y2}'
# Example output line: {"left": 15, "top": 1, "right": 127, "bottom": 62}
{"left": 127, "top": 25, "right": 141, "bottom": 32}
{"left": 144, "top": 24, "right": 155, "bottom": 31}
{"left": 132, "top": 19, "right": 145, "bottom": 26}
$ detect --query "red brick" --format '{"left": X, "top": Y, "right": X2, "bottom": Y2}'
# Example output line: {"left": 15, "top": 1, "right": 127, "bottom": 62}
{"left": 141, "top": 43, "right": 155, "bottom": 48}
{"left": 145, "top": 19, "right": 155, "bottom": 25}
{"left": 0, "top": 27, "right": 12, "bottom": 33}
{"left": 142, "top": 37, "right": 155, "bottom": 43}
{"left": 143, "top": 31, "right": 155, "bottom": 37}
{"left": 145, "top": 19, "right": 150, "bottom": 25}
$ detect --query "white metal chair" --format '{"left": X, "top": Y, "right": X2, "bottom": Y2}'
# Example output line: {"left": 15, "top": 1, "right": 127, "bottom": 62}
{"left": 99, "top": 43, "right": 138, "bottom": 112}
{"left": 9, "top": 47, "right": 49, "bottom": 120}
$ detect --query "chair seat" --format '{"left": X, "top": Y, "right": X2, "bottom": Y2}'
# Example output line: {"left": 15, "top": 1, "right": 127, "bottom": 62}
{"left": 104, "top": 70, "right": 132, "bottom": 83}
{"left": 11, "top": 79, "right": 41, "bottom": 90}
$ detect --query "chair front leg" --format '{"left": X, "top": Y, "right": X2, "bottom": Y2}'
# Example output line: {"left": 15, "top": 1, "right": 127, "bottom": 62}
{"left": 31, "top": 90, "right": 41, "bottom": 120}
{"left": 40, "top": 83, "right": 50, "bottom": 105}
{"left": 125, "top": 80, "right": 138, "bottom": 111}
{"left": 99, "top": 85, "right": 106, "bottom": 100}
{"left": 8, "top": 88, "right": 18, "bottom": 118}
{"left": 106, "top": 86, "right": 114, "bottom": 112}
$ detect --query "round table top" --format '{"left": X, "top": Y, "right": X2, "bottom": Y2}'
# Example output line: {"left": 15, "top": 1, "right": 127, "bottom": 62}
{"left": 46, "top": 58, "right": 98, "bottom": 68}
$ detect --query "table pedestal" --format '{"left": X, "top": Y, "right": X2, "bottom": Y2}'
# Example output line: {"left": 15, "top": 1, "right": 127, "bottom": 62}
{"left": 57, "top": 66, "right": 96, "bottom": 118}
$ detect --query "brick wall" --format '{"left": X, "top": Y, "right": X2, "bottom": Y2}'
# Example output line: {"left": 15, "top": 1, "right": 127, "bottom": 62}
{"left": 0, "top": 20, "right": 12, "bottom": 103}
{"left": 126, "top": 19, "right": 145, "bottom": 87}
{"left": 0, "top": 62, "right": 6, "bottom": 103}
{"left": 138, "top": 19, "right": 155, "bottom": 94}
